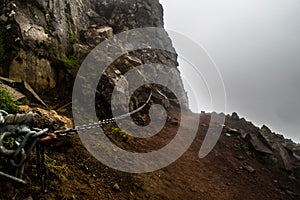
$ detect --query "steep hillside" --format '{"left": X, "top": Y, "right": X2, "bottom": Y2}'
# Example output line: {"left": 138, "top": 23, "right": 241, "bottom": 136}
{"left": 0, "top": 108, "right": 300, "bottom": 199}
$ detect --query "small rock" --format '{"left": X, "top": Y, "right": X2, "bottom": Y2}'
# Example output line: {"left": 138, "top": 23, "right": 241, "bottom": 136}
{"left": 96, "top": 27, "right": 113, "bottom": 38}
{"left": 217, "top": 123, "right": 226, "bottom": 128}
{"left": 292, "top": 151, "right": 300, "bottom": 160}
{"left": 0, "top": 14, "right": 8, "bottom": 22}
{"left": 201, "top": 123, "right": 208, "bottom": 127}
{"left": 169, "top": 118, "right": 179, "bottom": 126}
{"left": 225, "top": 133, "right": 231, "bottom": 137}
{"left": 286, "top": 190, "right": 296, "bottom": 196}
{"left": 236, "top": 156, "right": 245, "bottom": 160}
{"left": 23, "top": 195, "right": 33, "bottom": 200}
{"left": 243, "top": 165, "right": 256, "bottom": 173}
{"left": 113, "top": 183, "right": 121, "bottom": 192}
{"left": 6, "top": 24, "right": 11, "bottom": 30}
{"left": 279, "top": 191, "right": 285, "bottom": 195}
{"left": 236, "top": 170, "right": 242, "bottom": 175}
{"left": 228, "top": 128, "right": 240, "bottom": 135}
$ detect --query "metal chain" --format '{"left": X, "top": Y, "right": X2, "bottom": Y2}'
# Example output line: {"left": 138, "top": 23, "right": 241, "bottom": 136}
{"left": 74, "top": 85, "right": 184, "bottom": 132}
{"left": 75, "top": 90, "right": 153, "bottom": 132}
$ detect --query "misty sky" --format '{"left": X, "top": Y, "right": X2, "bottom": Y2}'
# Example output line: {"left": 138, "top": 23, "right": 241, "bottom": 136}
{"left": 160, "top": 0, "right": 300, "bottom": 142}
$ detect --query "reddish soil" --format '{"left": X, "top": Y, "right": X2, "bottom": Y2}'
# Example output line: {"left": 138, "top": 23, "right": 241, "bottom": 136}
{"left": 1, "top": 108, "right": 299, "bottom": 200}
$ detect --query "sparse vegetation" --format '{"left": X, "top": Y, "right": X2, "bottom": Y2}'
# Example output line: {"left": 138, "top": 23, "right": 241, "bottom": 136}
{"left": 44, "top": 154, "right": 71, "bottom": 182}
{"left": 289, "top": 174, "right": 299, "bottom": 182}
{"left": 57, "top": 56, "right": 80, "bottom": 70}
{"left": 28, "top": 185, "right": 41, "bottom": 193}
{"left": 68, "top": 28, "right": 78, "bottom": 44}
{"left": 0, "top": 88, "right": 20, "bottom": 113}
{"left": 103, "top": 124, "right": 133, "bottom": 143}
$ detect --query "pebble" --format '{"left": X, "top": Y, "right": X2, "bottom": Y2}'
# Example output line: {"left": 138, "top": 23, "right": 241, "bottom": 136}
{"left": 23, "top": 196, "right": 33, "bottom": 200}
{"left": 236, "top": 156, "right": 245, "bottom": 160}
{"left": 286, "top": 190, "right": 296, "bottom": 196}
{"left": 243, "top": 165, "right": 256, "bottom": 173}
{"left": 169, "top": 118, "right": 179, "bottom": 126}
{"left": 113, "top": 183, "right": 121, "bottom": 192}
{"left": 225, "top": 133, "right": 231, "bottom": 137}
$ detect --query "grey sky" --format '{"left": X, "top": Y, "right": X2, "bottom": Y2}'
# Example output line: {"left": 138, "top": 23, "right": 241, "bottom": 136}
{"left": 160, "top": 0, "right": 300, "bottom": 142}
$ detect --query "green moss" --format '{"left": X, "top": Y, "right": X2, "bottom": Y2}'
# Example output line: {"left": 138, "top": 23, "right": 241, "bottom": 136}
{"left": 0, "top": 88, "right": 20, "bottom": 113}
{"left": 58, "top": 56, "right": 79, "bottom": 69}
{"left": 289, "top": 174, "right": 298, "bottom": 182}
{"left": 53, "top": 55, "right": 80, "bottom": 76}
{"left": 103, "top": 124, "right": 133, "bottom": 142}
{"left": 28, "top": 185, "right": 41, "bottom": 193}
{"left": 45, "top": 154, "right": 71, "bottom": 182}
{"left": 68, "top": 28, "right": 78, "bottom": 44}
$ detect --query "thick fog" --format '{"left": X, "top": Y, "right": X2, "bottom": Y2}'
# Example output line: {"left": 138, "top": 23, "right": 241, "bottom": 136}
{"left": 160, "top": 0, "right": 300, "bottom": 142}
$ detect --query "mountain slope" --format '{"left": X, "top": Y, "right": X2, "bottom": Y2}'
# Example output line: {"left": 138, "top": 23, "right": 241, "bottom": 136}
{"left": 0, "top": 108, "right": 299, "bottom": 199}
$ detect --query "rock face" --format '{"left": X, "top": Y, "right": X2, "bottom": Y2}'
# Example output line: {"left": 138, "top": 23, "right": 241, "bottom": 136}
{"left": 0, "top": 0, "right": 188, "bottom": 114}
{"left": 0, "top": 0, "right": 91, "bottom": 92}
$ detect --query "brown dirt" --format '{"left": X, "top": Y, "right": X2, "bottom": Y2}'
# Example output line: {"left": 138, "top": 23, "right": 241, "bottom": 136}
{"left": 1, "top": 108, "right": 299, "bottom": 200}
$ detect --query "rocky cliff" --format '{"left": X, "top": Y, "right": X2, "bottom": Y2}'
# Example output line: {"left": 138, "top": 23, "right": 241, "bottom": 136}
{"left": 0, "top": 0, "right": 188, "bottom": 117}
